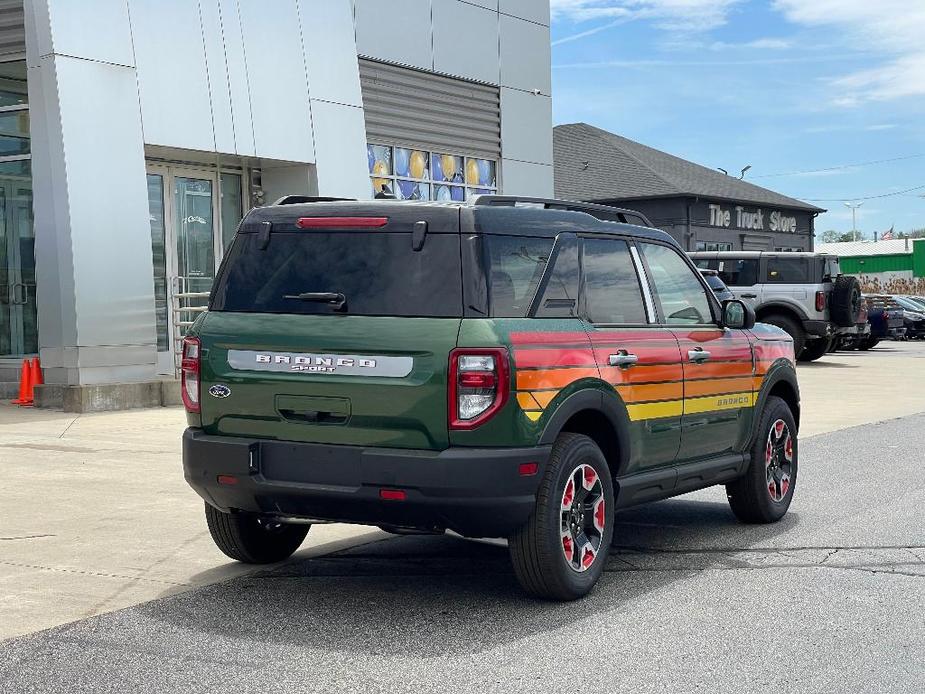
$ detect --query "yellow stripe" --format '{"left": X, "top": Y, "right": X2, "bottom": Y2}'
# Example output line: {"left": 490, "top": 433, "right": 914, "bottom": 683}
{"left": 683, "top": 392, "right": 757, "bottom": 414}
{"left": 627, "top": 400, "right": 684, "bottom": 421}
{"left": 524, "top": 411, "right": 542, "bottom": 422}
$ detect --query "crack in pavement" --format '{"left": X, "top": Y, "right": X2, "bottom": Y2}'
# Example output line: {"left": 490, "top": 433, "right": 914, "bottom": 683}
{"left": 0, "top": 560, "right": 192, "bottom": 587}
{"left": 0, "top": 535, "right": 55, "bottom": 541}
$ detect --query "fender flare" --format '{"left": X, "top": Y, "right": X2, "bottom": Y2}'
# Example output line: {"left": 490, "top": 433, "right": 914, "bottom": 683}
{"left": 749, "top": 362, "right": 801, "bottom": 447}
{"left": 538, "top": 388, "right": 633, "bottom": 476}
{"left": 756, "top": 301, "right": 809, "bottom": 322}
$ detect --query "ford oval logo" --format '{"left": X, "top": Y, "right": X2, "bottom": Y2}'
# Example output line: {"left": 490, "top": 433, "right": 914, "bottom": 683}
{"left": 208, "top": 384, "right": 231, "bottom": 399}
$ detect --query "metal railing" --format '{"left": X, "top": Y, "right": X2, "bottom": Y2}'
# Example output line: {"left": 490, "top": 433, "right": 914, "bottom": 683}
{"left": 172, "top": 290, "right": 210, "bottom": 377}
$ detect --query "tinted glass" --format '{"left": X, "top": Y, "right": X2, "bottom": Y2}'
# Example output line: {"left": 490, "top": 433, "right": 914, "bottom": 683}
{"left": 766, "top": 256, "right": 810, "bottom": 283}
{"left": 703, "top": 274, "right": 726, "bottom": 291}
{"left": 212, "top": 232, "right": 462, "bottom": 317}
{"left": 536, "top": 236, "right": 579, "bottom": 318}
{"left": 582, "top": 238, "right": 646, "bottom": 324}
{"left": 485, "top": 235, "right": 553, "bottom": 317}
{"left": 642, "top": 243, "right": 713, "bottom": 325}
{"left": 717, "top": 258, "right": 759, "bottom": 286}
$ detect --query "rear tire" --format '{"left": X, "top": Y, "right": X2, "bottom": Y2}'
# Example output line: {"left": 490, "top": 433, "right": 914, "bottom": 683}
{"left": 798, "top": 338, "right": 831, "bottom": 362}
{"left": 858, "top": 337, "right": 879, "bottom": 351}
{"left": 762, "top": 314, "right": 805, "bottom": 358}
{"left": 205, "top": 503, "right": 309, "bottom": 563}
{"left": 726, "top": 396, "right": 798, "bottom": 524}
{"left": 509, "top": 433, "right": 614, "bottom": 601}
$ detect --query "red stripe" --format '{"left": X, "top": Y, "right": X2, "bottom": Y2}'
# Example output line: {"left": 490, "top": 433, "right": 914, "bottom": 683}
{"left": 509, "top": 332, "right": 589, "bottom": 346}
{"left": 514, "top": 348, "right": 597, "bottom": 368}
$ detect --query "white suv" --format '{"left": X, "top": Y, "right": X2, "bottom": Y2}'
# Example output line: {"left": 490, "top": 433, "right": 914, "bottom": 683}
{"left": 689, "top": 251, "right": 861, "bottom": 362}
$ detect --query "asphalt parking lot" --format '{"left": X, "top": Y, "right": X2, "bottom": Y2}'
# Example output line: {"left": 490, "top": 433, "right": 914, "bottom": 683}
{"left": 1, "top": 342, "right": 924, "bottom": 692}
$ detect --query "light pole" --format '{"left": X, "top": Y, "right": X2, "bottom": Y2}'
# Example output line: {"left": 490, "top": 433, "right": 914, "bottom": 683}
{"left": 844, "top": 201, "right": 863, "bottom": 241}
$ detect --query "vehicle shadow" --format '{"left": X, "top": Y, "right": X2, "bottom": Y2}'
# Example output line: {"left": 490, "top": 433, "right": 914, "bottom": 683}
{"left": 138, "top": 497, "right": 799, "bottom": 658}
{"left": 797, "top": 360, "right": 857, "bottom": 368}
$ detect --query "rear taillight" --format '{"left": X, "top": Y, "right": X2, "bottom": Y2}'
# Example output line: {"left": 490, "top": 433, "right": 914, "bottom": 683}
{"left": 181, "top": 336, "right": 201, "bottom": 413}
{"left": 449, "top": 348, "right": 509, "bottom": 430}
{"left": 815, "top": 291, "right": 826, "bottom": 312}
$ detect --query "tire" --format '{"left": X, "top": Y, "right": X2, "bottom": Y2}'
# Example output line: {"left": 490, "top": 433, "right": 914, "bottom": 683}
{"left": 726, "top": 396, "right": 798, "bottom": 524}
{"left": 830, "top": 275, "right": 861, "bottom": 327}
{"left": 858, "top": 337, "right": 879, "bottom": 351}
{"left": 797, "top": 338, "right": 831, "bottom": 362}
{"left": 205, "top": 503, "right": 309, "bottom": 563}
{"left": 509, "top": 433, "right": 614, "bottom": 601}
{"left": 762, "top": 313, "right": 805, "bottom": 358}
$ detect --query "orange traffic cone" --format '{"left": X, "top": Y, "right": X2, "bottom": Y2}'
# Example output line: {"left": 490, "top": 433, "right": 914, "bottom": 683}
{"left": 30, "top": 357, "right": 44, "bottom": 388}
{"left": 11, "top": 358, "right": 33, "bottom": 406}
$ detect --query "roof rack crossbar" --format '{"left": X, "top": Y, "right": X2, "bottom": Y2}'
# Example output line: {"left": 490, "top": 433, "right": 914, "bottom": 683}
{"left": 471, "top": 195, "right": 653, "bottom": 227}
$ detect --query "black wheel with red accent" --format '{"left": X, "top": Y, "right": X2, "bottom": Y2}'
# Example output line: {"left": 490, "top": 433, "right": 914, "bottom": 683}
{"left": 509, "top": 432, "right": 614, "bottom": 600}
{"left": 205, "top": 503, "right": 309, "bottom": 563}
{"left": 726, "top": 396, "right": 798, "bottom": 524}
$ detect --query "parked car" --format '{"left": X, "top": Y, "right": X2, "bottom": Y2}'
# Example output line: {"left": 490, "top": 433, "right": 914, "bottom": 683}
{"left": 181, "top": 195, "right": 801, "bottom": 601}
{"left": 699, "top": 268, "right": 735, "bottom": 302}
{"left": 863, "top": 295, "right": 906, "bottom": 346}
{"left": 891, "top": 296, "right": 925, "bottom": 338}
{"left": 833, "top": 296, "right": 871, "bottom": 351}
{"left": 689, "top": 251, "right": 861, "bottom": 363}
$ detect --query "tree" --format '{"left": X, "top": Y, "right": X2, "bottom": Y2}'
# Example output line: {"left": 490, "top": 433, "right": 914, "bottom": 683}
{"left": 820, "top": 229, "right": 857, "bottom": 243}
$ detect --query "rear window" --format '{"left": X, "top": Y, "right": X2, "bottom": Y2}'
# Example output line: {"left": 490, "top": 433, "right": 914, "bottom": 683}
{"left": 211, "top": 231, "right": 462, "bottom": 317}
{"left": 485, "top": 235, "right": 554, "bottom": 317}
{"left": 766, "top": 256, "right": 810, "bottom": 283}
{"left": 717, "top": 258, "right": 759, "bottom": 287}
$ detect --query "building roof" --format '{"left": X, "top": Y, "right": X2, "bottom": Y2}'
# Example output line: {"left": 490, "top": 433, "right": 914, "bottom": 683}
{"left": 554, "top": 123, "right": 826, "bottom": 213}
{"left": 816, "top": 239, "right": 919, "bottom": 256}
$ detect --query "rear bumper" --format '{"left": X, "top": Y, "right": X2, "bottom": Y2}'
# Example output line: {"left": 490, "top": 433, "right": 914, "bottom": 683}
{"left": 803, "top": 320, "right": 836, "bottom": 339}
{"left": 183, "top": 429, "right": 551, "bottom": 538}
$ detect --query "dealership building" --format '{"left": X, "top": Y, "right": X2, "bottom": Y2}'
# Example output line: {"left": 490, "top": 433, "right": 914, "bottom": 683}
{"left": 554, "top": 123, "right": 824, "bottom": 253}
{"left": 1, "top": 0, "right": 553, "bottom": 406}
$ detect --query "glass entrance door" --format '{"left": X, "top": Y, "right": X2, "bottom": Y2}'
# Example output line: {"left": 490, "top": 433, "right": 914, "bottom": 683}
{"left": 0, "top": 159, "right": 36, "bottom": 357}
{"left": 146, "top": 165, "right": 244, "bottom": 375}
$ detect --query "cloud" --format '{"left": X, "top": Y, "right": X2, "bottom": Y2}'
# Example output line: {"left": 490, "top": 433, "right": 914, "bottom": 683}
{"left": 708, "top": 37, "right": 791, "bottom": 50}
{"left": 773, "top": 0, "right": 925, "bottom": 104}
{"left": 550, "top": 0, "right": 743, "bottom": 33}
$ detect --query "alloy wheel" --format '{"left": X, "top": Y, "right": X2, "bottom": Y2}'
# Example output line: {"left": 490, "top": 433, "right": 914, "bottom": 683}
{"left": 560, "top": 464, "right": 606, "bottom": 572}
{"left": 765, "top": 419, "right": 794, "bottom": 503}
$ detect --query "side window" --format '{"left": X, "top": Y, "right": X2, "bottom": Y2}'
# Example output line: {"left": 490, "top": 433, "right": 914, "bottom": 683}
{"left": 717, "top": 258, "right": 758, "bottom": 286}
{"left": 535, "top": 235, "right": 579, "bottom": 317}
{"left": 766, "top": 257, "right": 810, "bottom": 283}
{"left": 641, "top": 243, "right": 713, "bottom": 325}
{"left": 581, "top": 238, "right": 647, "bottom": 324}
{"left": 692, "top": 258, "right": 719, "bottom": 271}
{"left": 486, "top": 235, "right": 554, "bottom": 317}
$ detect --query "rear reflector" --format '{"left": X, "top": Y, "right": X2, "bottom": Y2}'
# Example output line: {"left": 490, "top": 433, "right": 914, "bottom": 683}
{"left": 296, "top": 217, "right": 388, "bottom": 229}
{"left": 519, "top": 462, "right": 539, "bottom": 476}
{"left": 217, "top": 475, "right": 238, "bottom": 486}
{"left": 815, "top": 291, "right": 826, "bottom": 312}
{"left": 379, "top": 489, "right": 406, "bottom": 501}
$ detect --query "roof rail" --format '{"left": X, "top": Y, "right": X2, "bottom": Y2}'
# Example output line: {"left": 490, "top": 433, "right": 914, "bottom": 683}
{"left": 272, "top": 195, "right": 356, "bottom": 206}
{"left": 471, "top": 195, "right": 653, "bottom": 228}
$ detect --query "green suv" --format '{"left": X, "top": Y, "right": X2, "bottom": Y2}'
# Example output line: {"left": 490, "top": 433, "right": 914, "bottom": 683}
{"left": 182, "top": 196, "right": 800, "bottom": 600}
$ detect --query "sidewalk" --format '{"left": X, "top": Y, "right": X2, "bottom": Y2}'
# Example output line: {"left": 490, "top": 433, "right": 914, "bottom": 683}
{"left": 0, "top": 405, "right": 382, "bottom": 641}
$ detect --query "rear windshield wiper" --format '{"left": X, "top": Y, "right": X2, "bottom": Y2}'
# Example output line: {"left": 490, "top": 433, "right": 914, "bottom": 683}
{"left": 283, "top": 292, "right": 347, "bottom": 310}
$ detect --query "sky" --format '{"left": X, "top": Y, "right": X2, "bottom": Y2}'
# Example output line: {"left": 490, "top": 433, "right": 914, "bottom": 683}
{"left": 549, "top": 0, "right": 925, "bottom": 238}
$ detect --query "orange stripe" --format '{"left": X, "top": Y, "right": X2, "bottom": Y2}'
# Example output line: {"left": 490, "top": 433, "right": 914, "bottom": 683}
{"left": 516, "top": 367, "right": 599, "bottom": 390}
{"left": 616, "top": 382, "right": 684, "bottom": 403}
{"left": 516, "top": 392, "right": 543, "bottom": 411}
{"left": 683, "top": 362, "right": 754, "bottom": 379}
{"left": 684, "top": 376, "right": 755, "bottom": 397}
{"left": 600, "top": 364, "right": 683, "bottom": 384}
{"left": 531, "top": 390, "right": 559, "bottom": 408}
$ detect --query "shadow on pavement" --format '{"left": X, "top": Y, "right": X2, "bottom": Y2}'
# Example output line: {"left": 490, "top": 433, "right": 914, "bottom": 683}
{"left": 140, "top": 497, "right": 798, "bottom": 658}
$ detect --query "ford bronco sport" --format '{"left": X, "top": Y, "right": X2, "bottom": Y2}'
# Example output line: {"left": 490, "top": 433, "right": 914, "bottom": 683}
{"left": 689, "top": 251, "right": 861, "bottom": 362}
{"left": 182, "top": 196, "right": 800, "bottom": 601}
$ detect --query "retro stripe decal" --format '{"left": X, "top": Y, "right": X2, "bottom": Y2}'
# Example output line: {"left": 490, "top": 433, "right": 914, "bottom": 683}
{"left": 510, "top": 330, "right": 763, "bottom": 423}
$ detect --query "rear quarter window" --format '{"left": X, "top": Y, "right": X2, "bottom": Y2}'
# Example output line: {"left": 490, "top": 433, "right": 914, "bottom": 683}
{"left": 766, "top": 257, "right": 810, "bottom": 284}
{"left": 485, "top": 235, "right": 555, "bottom": 317}
{"left": 717, "top": 258, "right": 759, "bottom": 287}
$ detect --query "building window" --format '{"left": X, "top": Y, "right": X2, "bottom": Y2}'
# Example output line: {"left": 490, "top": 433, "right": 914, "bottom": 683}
{"left": 774, "top": 246, "right": 802, "bottom": 252}
{"left": 367, "top": 144, "right": 497, "bottom": 201}
{"left": 694, "top": 241, "right": 733, "bottom": 252}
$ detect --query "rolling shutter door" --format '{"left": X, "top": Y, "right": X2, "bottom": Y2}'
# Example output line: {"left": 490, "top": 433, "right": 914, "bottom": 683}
{"left": 359, "top": 58, "right": 500, "bottom": 161}
{"left": 0, "top": 0, "right": 25, "bottom": 59}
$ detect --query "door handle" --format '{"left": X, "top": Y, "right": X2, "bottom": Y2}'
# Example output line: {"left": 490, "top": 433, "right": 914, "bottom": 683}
{"left": 688, "top": 348, "right": 711, "bottom": 363}
{"left": 609, "top": 351, "right": 639, "bottom": 368}
{"left": 740, "top": 293, "right": 757, "bottom": 299}
{"left": 10, "top": 282, "right": 27, "bottom": 305}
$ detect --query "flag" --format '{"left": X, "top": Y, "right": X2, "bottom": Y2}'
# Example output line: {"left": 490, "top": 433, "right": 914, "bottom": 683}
{"left": 881, "top": 226, "right": 894, "bottom": 241}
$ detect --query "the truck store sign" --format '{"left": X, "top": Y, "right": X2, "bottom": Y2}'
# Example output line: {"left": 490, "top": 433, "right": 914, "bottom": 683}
{"left": 707, "top": 203, "right": 798, "bottom": 233}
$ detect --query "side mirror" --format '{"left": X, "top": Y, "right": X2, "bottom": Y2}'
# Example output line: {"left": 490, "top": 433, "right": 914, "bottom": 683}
{"left": 722, "top": 299, "right": 756, "bottom": 330}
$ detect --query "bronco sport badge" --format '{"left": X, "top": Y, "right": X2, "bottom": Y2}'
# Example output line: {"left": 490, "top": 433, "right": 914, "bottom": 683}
{"left": 226, "top": 350, "right": 413, "bottom": 377}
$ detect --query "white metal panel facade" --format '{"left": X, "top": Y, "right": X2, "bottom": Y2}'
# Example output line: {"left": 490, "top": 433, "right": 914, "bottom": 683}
{"left": 433, "top": 1, "right": 499, "bottom": 85}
